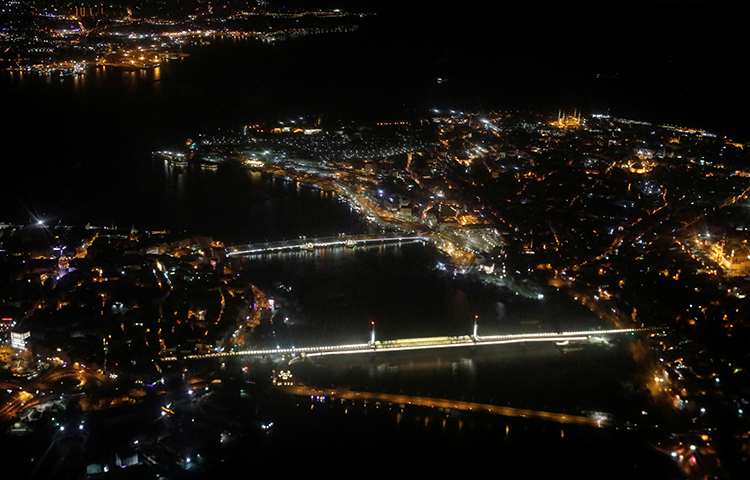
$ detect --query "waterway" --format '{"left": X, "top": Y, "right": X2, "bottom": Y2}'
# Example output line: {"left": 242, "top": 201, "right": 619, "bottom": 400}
{"left": 249, "top": 392, "right": 682, "bottom": 479}
{"left": 237, "top": 242, "right": 605, "bottom": 345}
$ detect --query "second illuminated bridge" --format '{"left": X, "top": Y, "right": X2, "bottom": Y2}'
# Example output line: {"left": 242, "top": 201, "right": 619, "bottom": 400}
{"left": 226, "top": 233, "right": 429, "bottom": 256}
{"left": 161, "top": 327, "right": 666, "bottom": 362}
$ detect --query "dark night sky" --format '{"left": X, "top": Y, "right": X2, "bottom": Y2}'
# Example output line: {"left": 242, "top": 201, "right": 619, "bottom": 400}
{"left": 311, "top": 0, "right": 748, "bottom": 139}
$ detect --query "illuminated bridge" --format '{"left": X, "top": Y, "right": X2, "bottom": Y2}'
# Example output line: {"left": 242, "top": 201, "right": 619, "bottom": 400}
{"left": 226, "top": 233, "right": 429, "bottom": 256}
{"left": 161, "top": 327, "right": 666, "bottom": 362}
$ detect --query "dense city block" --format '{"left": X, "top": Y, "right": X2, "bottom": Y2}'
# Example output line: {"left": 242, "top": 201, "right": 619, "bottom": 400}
{"left": 0, "top": 0, "right": 364, "bottom": 74}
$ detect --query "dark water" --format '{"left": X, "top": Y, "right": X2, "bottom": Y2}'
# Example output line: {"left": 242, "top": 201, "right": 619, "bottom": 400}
{"left": 239, "top": 242, "right": 605, "bottom": 346}
{"left": 0, "top": 155, "right": 365, "bottom": 241}
{"left": 248, "top": 396, "right": 682, "bottom": 480}
{"left": 287, "top": 340, "right": 642, "bottom": 414}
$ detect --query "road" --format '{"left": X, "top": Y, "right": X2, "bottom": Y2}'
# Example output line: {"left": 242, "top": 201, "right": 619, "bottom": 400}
{"left": 168, "top": 327, "right": 665, "bottom": 362}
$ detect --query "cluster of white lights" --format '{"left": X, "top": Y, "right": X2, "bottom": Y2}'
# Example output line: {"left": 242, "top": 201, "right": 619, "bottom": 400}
{"left": 227, "top": 235, "right": 427, "bottom": 256}
{"left": 162, "top": 327, "right": 666, "bottom": 362}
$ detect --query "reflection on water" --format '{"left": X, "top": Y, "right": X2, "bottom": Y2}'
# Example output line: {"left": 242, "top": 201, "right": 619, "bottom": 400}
{"left": 282, "top": 338, "right": 642, "bottom": 417}
{"left": 72, "top": 72, "right": 85, "bottom": 89}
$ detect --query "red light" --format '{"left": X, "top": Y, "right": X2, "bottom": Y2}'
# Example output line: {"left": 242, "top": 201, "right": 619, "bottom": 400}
{"left": 690, "top": 456, "right": 696, "bottom": 464}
